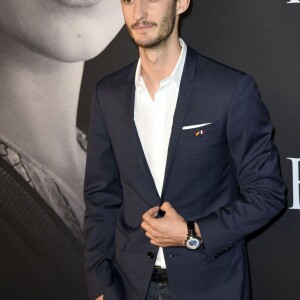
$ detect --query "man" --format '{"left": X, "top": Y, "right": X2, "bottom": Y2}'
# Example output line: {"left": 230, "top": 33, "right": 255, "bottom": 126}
{"left": 84, "top": 0, "right": 286, "bottom": 299}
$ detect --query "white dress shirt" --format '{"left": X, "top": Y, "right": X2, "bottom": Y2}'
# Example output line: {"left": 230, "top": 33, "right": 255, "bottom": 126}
{"left": 134, "top": 39, "right": 187, "bottom": 269}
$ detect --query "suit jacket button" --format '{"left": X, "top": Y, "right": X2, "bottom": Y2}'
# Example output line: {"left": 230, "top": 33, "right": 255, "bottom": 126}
{"left": 147, "top": 251, "right": 155, "bottom": 259}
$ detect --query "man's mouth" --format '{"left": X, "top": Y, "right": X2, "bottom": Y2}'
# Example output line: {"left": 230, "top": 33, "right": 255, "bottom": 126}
{"left": 131, "top": 21, "right": 157, "bottom": 30}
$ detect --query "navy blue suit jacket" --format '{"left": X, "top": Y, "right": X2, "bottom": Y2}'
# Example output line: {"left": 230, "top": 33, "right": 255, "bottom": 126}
{"left": 84, "top": 47, "right": 285, "bottom": 300}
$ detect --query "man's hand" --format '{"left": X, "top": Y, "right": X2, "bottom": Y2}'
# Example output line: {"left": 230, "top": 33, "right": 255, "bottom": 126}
{"left": 95, "top": 295, "right": 103, "bottom": 300}
{"left": 141, "top": 202, "right": 187, "bottom": 247}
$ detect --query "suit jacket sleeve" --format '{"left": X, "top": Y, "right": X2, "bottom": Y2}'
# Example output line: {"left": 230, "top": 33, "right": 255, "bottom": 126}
{"left": 197, "top": 74, "right": 286, "bottom": 262}
{"left": 83, "top": 81, "right": 123, "bottom": 299}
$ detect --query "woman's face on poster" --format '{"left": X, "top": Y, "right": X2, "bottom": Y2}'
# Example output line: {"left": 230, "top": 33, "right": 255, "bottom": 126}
{"left": 0, "top": 0, "right": 124, "bottom": 62}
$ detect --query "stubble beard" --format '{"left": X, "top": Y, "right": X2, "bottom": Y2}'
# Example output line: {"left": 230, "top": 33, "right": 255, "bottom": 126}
{"left": 127, "top": 4, "right": 177, "bottom": 50}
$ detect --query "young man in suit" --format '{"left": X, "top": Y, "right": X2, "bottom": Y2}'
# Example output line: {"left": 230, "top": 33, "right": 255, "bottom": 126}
{"left": 84, "top": 0, "right": 286, "bottom": 299}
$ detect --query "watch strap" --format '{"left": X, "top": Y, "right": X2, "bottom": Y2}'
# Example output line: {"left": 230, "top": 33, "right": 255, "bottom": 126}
{"left": 187, "top": 221, "right": 196, "bottom": 236}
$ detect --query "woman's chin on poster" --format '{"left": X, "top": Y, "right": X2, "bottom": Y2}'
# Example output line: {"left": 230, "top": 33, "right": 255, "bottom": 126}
{"left": 0, "top": 0, "right": 124, "bottom": 243}
{"left": 0, "top": 0, "right": 124, "bottom": 62}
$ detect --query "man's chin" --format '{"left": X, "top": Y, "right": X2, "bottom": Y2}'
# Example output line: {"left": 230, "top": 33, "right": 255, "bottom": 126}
{"left": 132, "top": 37, "right": 168, "bottom": 49}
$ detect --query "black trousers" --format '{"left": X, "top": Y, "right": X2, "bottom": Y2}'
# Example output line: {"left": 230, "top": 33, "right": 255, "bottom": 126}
{"left": 145, "top": 281, "right": 171, "bottom": 300}
{"left": 145, "top": 268, "right": 171, "bottom": 300}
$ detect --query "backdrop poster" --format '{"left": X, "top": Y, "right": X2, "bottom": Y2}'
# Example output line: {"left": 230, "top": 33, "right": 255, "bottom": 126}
{"left": 0, "top": 1, "right": 123, "bottom": 299}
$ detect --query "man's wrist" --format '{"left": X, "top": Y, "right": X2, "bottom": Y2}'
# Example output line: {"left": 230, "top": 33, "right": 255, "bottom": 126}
{"left": 183, "top": 221, "right": 203, "bottom": 250}
{"left": 182, "top": 221, "right": 202, "bottom": 245}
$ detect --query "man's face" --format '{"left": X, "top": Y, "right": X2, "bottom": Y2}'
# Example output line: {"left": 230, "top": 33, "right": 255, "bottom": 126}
{"left": 121, "top": 0, "right": 177, "bottom": 49}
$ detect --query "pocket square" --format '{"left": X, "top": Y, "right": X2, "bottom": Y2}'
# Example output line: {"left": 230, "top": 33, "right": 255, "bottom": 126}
{"left": 182, "top": 122, "right": 212, "bottom": 130}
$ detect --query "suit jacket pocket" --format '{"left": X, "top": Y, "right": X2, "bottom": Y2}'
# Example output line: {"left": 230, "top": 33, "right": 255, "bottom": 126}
{"left": 180, "top": 122, "right": 219, "bottom": 138}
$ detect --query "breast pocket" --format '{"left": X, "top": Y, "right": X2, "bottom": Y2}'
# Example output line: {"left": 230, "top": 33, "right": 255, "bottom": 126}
{"left": 180, "top": 122, "right": 219, "bottom": 139}
{"left": 178, "top": 120, "right": 224, "bottom": 163}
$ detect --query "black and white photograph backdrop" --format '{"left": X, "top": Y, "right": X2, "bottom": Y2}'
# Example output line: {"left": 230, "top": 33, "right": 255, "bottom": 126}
{"left": 1, "top": 1, "right": 299, "bottom": 299}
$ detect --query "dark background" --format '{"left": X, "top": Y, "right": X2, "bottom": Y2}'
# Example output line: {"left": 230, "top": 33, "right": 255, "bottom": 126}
{"left": 78, "top": 1, "right": 300, "bottom": 299}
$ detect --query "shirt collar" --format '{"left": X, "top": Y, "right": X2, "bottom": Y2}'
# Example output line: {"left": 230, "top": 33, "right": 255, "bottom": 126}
{"left": 135, "top": 39, "right": 187, "bottom": 89}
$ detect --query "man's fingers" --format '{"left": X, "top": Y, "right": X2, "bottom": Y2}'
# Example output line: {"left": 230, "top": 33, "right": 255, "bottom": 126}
{"left": 150, "top": 239, "right": 160, "bottom": 247}
{"left": 160, "top": 202, "right": 172, "bottom": 211}
{"left": 143, "top": 206, "right": 160, "bottom": 220}
{"left": 141, "top": 219, "right": 158, "bottom": 235}
{"left": 141, "top": 220, "right": 152, "bottom": 232}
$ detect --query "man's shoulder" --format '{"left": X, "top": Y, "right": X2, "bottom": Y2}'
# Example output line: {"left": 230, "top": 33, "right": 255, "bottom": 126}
{"left": 188, "top": 46, "right": 247, "bottom": 85}
{"left": 186, "top": 46, "right": 258, "bottom": 108}
{"left": 96, "top": 61, "right": 137, "bottom": 92}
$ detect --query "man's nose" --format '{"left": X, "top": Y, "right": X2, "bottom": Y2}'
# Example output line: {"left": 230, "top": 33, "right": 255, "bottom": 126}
{"left": 133, "top": 0, "right": 148, "bottom": 21}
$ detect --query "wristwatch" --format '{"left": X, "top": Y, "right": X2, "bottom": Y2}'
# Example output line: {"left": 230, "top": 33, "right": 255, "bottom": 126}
{"left": 185, "top": 221, "right": 202, "bottom": 250}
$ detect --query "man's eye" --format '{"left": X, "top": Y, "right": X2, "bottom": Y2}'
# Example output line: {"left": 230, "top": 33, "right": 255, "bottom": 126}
{"left": 122, "top": 0, "right": 134, "bottom": 4}
{"left": 121, "top": 0, "right": 158, "bottom": 4}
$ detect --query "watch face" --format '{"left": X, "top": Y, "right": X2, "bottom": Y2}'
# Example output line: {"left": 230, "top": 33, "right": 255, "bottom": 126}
{"left": 186, "top": 237, "right": 201, "bottom": 250}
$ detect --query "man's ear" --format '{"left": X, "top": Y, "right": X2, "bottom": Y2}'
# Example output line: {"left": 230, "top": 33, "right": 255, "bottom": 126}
{"left": 176, "top": 0, "right": 191, "bottom": 15}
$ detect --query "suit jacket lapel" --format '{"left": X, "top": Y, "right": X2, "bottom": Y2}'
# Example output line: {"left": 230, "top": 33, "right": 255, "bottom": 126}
{"left": 123, "top": 47, "right": 198, "bottom": 205}
{"left": 161, "top": 47, "right": 198, "bottom": 199}
{"left": 124, "top": 65, "right": 161, "bottom": 205}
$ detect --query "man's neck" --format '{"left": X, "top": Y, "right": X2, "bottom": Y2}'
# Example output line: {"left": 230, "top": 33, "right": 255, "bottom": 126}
{"left": 138, "top": 35, "right": 182, "bottom": 99}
